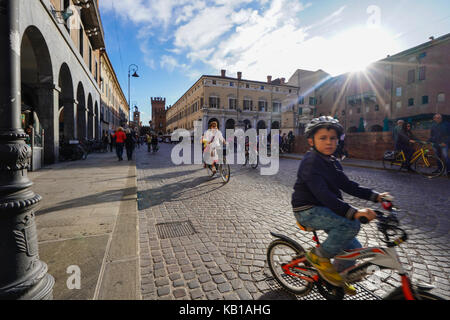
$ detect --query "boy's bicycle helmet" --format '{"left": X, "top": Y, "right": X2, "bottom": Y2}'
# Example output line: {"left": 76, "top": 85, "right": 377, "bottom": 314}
{"left": 304, "top": 116, "right": 344, "bottom": 138}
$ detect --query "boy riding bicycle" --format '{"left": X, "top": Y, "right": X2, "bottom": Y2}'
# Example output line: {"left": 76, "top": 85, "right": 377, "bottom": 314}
{"left": 292, "top": 116, "right": 391, "bottom": 295}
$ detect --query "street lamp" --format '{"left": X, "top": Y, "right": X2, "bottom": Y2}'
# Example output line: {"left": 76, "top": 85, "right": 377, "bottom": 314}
{"left": 0, "top": 1, "right": 54, "bottom": 299}
{"left": 128, "top": 64, "right": 139, "bottom": 123}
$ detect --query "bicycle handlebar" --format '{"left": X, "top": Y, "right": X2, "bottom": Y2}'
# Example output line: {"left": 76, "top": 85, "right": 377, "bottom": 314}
{"left": 358, "top": 200, "right": 408, "bottom": 247}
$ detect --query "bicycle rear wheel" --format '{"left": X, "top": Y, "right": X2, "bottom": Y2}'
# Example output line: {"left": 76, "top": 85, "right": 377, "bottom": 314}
{"left": 414, "top": 154, "right": 443, "bottom": 178}
{"left": 267, "top": 239, "right": 313, "bottom": 296}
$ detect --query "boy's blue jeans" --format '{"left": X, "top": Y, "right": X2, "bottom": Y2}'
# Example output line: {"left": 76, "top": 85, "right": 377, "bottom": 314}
{"left": 294, "top": 206, "right": 362, "bottom": 272}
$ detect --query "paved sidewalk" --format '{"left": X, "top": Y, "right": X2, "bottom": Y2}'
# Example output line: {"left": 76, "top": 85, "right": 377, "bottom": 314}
{"left": 31, "top": 151, "right": 140, "bottom": 300}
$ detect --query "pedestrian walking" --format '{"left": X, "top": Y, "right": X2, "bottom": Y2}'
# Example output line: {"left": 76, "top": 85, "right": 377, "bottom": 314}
{"left": 393, "top": 120, "right": 404, "bottom": 151}
{"left": 112, "top": 127, "right": 126, "bottom": 161}
{"left": 109, "top": 130, "right": 114, "bottom": 152}
{"left": 428, "top": 113, "right": 450, "bottom": 176}
{"left": 125, "top": 129, "right": 136, "bottom": 160}
{"left": 102, "top": 132, "right": 109, "bottom": 152}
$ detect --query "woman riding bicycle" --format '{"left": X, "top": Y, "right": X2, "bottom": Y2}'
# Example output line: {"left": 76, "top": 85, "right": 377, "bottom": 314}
{"left": 291, "top": 116, "right": 391, "bottom": 295}
{"left": 397, "top": 122, "right": 418, "bottom": 171}
{"left": 202, "top": 121, "right": 226, "bottom": 174}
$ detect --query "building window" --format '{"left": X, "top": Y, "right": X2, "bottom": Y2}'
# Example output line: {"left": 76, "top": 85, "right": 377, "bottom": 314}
{"left": 298, "top": 96, "right": 304, "bottom": 104}
{"left": 366, "top": 106, "right": 370, "bottom": 113}
{"left": 228, "top": 98, "right": 237, "bottom": 110}
{"left": 384, "top": 77, "right": 391, "bottom": 90}
{"left": 309, "top": 97, "right": 316, "bottom": 106}
{"left": 258, "top": 101, "right": 267, "bottom": 112}
{"left": 408, "top": 98, "right": 414, "bottom": 106}
{"left": 95, "top": 60, "right": 98, "bottom": 81}
{"left": 396, "top": 87, "right": 402, "bottom": 97}
{"left": 260, "top": 85, "right": 264, "bottom": 90}
{"left": 437, "top": 93, "right": 445, "bottom": 102}
{"left": 212, "top": 80, "right": 216, "bottom": 85}
{"left": 209, "top": 97, "right": 219, "bottom": 108}
{"left": 230, "top": 82, "right": 234, "bottom": 87}
{"left": 79, "top": 24, "right": 84, "bottom": 57}
{"left": 89, "top": 46, "right": 92, "bottom": 72}
{"left": 375, "top": 104, "right": 379, "bottom": 111}
{"left": 298, "top": 107, "right": 302, "bottom": 115}
{"left": 341, "top": 110, "right": 345, "bottom": 116}
{"left": 407, "top": 69, "right": 415, "bottom": 83}
{"left": 418, "top": 66, "right": 426, "bottom": 80}
{"left": 243, "top": 99, "right": 252, "bottom": 110}
{"left": 245, "top": 83, "right": 249, "bottom": 88}
{"left": 422, "top": 95, "right": 429, "bottom": 104}
{"left": 357, "top": 107, "right": 361, "bottom": 113}
{"left": 272, "top": 102, "right": 281, "bottom": 113}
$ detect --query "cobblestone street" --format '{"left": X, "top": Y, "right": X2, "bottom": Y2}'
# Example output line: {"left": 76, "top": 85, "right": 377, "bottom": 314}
{"left": 136, "top": 143, "right": 450, "bottom": 300}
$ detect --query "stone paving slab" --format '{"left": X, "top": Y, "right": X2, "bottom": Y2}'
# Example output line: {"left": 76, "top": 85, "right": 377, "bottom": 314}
{"left": 32, "top": 152, "right": 139, "bottom": 300}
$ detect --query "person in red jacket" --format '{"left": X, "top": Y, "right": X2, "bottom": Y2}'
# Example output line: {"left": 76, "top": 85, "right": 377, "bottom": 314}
{"left": 113, "top": 127, "right": 126, "bottom": 161}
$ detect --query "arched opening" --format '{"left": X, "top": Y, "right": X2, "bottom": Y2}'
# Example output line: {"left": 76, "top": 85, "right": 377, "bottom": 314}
{"left": 94, "top": 101, "right": 99, "bottom": 139}
{"left": 243, "top": 119, "right": 252, "bottom": 130}
{"left": 21, "top": 26, "right": 54, "bottom": 166}
{"left": 87, "top": 94, "right": 93, "bottom": 139}
{"left": 271, "top": 121, "right": 280, "bottom": 129}
{"left": 257, "top": 120, "right": 267, "bottom": 130}
{"left": 225, "top": 119, "right": 235, "bottom": 130}
{"left": 58, "top": 63, "right": 74, "bottom": 143}
{"left": 76, "top": 82, "right": 86, "bottom": 140}
{"left": 370, "top": 124, "right": 383, "bottom": 132}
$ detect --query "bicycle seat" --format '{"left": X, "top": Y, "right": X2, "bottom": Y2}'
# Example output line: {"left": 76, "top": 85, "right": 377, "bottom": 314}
{"left": 296, "top": 221, "right": 315, "bottom": 232}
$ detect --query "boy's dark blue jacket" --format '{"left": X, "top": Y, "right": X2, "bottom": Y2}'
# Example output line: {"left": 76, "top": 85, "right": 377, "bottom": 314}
{"left": 291, "top": 149, "right": 379, "bottom": 220}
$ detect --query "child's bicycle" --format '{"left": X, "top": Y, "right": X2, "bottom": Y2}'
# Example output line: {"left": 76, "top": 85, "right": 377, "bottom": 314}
{"left": 382, "top": 141, "right": 444, "bottom": 178}
{"left": 267, "top": 198, "right": 444, "bottom": 300}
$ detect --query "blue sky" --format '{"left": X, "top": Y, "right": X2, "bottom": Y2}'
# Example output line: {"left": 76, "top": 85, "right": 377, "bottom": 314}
{"left": 98, "top": 0, "right": 450, "bottom": 126}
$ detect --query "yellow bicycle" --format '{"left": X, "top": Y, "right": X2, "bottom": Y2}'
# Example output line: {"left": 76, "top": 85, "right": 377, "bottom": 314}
{"left": 382, "top": 141, "right": 444, "bottom": 178}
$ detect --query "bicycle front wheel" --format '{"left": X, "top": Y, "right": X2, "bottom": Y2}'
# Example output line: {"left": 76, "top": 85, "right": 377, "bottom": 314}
{"left": 267, "top": 239, "right": 313, "bottom": 296}
{"left": 384, "top": 287, "right": 445, "bottom": 300}
{"left": 220, "top": 163, "right": 230, "bottom": 183}
{"left": 414, "top": 154, "right": 443, "bottom": 178}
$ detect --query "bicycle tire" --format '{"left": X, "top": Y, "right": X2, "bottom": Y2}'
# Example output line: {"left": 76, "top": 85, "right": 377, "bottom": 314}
{"left": 267, "top": 239, "right": 313, "bottom": 296}
{"left": 384, "top": 287, "right": 445, "bottom": 300}
{"left": 414, "top": 154, "right": 444, "bottom": 178}
{"left": 220, "top": 163, "right": 231, "bottom": 183}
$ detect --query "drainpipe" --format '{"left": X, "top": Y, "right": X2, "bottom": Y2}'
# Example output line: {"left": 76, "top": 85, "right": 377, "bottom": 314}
{"left": 0, "top": 0, "right": 54, "bottom": 299}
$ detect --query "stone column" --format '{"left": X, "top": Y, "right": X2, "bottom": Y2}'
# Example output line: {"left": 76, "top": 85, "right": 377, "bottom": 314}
{"left": 37, "top": 84, "right": 60, "bottom": 164}
{"left": 0, "top": 0, "right": 54, "bottom": 300}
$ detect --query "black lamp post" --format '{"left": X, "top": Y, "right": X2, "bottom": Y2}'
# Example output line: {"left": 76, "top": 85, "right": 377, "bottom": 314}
{"left": 0, "top": 0, "right": 54, "bottom": 299}
{"left": 128, "top": 64, "right": 139, "bottom": 123}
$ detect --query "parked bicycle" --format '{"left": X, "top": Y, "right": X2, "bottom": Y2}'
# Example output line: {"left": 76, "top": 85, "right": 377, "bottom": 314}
{"left": 59, "top": 140, "right": 87, "bottom": 161}
{"left": 267, "top": 198, "right": 444, "bottom": 300}
{"left": 206, "top": 147, "right": 230, "bottom": 183}
{"left": 382, "top": 141, "right": 444, "bottom": 178}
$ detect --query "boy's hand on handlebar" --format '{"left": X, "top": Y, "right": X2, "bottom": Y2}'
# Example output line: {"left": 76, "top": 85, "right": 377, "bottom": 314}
{"left": 354, "top": 208, "right": 377, "bottom": 222}
{"left": 377, "top": 192, "right": 393, "bottom": 203}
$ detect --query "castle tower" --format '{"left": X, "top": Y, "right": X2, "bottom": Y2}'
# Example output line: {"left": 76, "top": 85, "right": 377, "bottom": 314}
{"left": 151, "top": 97, "right": 167, "bottom": 134}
